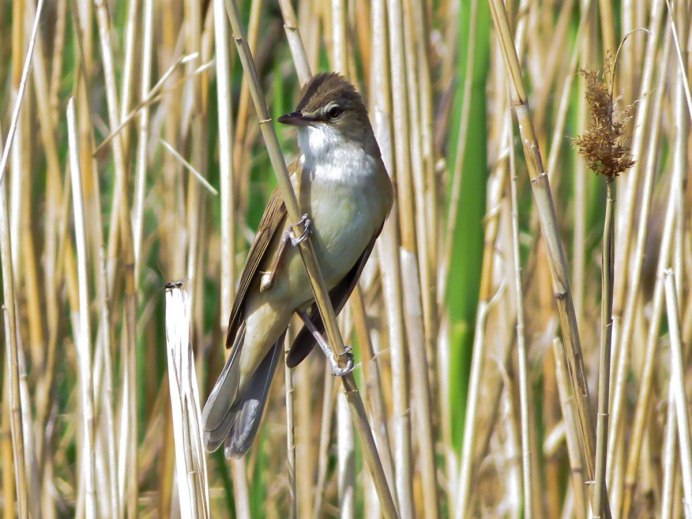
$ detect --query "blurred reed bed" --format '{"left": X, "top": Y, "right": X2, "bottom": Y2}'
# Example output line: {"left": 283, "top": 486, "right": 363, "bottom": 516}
{"left": 0, "top": 0, "right": 690, "bottom": 517}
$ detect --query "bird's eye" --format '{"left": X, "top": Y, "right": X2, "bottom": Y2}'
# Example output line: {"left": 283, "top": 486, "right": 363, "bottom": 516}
{"left": 327, "top": 106, "right": 343, "bottom": 119}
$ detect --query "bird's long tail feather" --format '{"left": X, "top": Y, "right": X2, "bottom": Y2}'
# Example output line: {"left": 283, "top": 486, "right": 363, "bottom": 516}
{"left": 202, "top": 329, "right": 284, "bottom": 457}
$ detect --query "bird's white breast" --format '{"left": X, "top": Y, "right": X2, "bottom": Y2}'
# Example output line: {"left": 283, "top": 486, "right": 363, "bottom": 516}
{"left": 273, "top": 123, "right": 386, "bottom": 298}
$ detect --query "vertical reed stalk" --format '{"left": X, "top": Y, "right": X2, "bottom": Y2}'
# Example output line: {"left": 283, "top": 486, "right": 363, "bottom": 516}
{"left": 618, "top": 29, "right": 675, "bottom": 517}
{"left": 552, "top": 338, "right": 588, "bottom": 519}
{"left": 660, "top": 385, "right": 678, "bottom": 519}
{"left": 0, "top": 1, "right": 45, "bottom": 514}
{"left": 67, "top": 97, "right": 97, "bottom": 519}
{"left": 594, "top": 179, "right": 614, "bottom": 518}
{"left": 507, "top": 113, "right": 534, "bottom": 518}
{"left": 663, "top": 270, "right": 692, "bottom": 516}
{"left": 284, "top": 335, "right": 297, "bottom": 519}
{"left": 608, "top": 1, "right": 665, "bottom": 490}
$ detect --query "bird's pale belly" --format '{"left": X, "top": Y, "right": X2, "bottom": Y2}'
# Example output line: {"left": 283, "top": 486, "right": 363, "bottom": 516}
{"left": 271, "top": 181, "right": 380, "bottom": 307}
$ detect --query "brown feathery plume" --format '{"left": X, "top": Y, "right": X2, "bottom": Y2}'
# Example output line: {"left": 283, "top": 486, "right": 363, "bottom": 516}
{"left": 573, "top": 59, "right": 635, "bottom": 178}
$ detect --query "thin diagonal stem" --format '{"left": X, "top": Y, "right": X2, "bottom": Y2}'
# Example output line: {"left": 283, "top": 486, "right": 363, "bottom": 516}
{"left": 223, "top": 2, "right": 397, "bottom": 516}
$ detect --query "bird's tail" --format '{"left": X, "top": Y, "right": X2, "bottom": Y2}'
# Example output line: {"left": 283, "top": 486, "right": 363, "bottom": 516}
{"left": 202, "top": 331, "right": 284, "bottom": 457}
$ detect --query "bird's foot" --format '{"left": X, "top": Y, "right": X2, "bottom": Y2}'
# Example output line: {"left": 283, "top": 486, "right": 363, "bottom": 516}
{"left": 297, "top": 310, "right": 355, "bottom": 376}
{"left": 287, "top": 213, "right": 311, "bottom": 246}
{"left": 330, "top": 346, "right": 355, "bottom": 376}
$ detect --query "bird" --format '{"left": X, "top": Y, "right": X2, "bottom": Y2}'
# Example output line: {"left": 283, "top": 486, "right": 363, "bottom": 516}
{"left": 202, "top": 72, "right": 394, "bottom": 458}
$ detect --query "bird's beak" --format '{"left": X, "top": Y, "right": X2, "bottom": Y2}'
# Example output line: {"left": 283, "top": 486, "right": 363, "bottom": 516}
{"left": 277, "top": 111, "right": 312, "bottom": 126}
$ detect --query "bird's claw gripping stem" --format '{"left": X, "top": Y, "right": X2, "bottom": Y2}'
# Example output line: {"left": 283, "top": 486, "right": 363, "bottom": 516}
{"left": 287, "top": 213, "right": 311, "bottom": 246}
{"left": 297, "top": 310, "right": 355, "bottom": 376}
{"left": 330, "top": 346, "right": 355, "bottom": 376}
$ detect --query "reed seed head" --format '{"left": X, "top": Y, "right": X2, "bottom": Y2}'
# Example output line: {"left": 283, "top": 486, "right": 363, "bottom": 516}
{"left": 573, "top": 62, "right": 635, "bottom": 179}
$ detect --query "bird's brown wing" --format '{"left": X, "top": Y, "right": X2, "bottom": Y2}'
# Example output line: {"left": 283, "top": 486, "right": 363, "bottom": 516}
{"left": 226, "top": 188, "right": 287, "bottom": 349}
{"left": 285, "top": 226, "right": 382, "bottom": 368}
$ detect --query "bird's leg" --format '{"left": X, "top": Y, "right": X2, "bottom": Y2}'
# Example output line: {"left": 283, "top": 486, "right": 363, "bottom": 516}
{"left": 260, "top": 214, "right": 312, "bottom": 292}
{"left": 297, "top": 310, "right": 355, "bottom": 376}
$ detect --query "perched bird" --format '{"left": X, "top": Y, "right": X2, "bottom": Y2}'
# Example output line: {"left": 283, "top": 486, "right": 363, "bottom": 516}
{"left": 203, "top": 73, "right": 394, "bottom": 457}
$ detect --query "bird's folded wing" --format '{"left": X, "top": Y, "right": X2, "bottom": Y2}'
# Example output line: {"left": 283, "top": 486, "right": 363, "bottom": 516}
{"left": 286, "top": 226, "right": 381, "bottom": 368}
{"left": 226, "top": 189, "right": 287, "bottom": 349}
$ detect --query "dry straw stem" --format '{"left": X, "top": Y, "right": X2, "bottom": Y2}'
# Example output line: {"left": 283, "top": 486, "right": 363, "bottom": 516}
{"left": 593, "top": 178, "right": 614, "bottom": 519}
{"left": 488, "top": 0, "right": 599, "bottom": 501}
{"left": 385, "top": 0, "right": 420, "bottom": 515}
{"left": 283, "top": 333, "right": 297, "bottom": 519}
{"left": 278, "top": 0, "right": 312, "bottom": 84}
{"left": 223, "top": 1, "right": 398, "bottom": 516}
{"left": 311, "top": 367, "right": 338, "bottom": 519}
{"left": 370, "top": 0, "right": 412, "bottom": 516}
{"left": 67, "top": 97, "right": 97, "bottom": 519}
{"left": 92, "top": 0, "right": 140, "bottom": 510}
{"left": 660, "top": 385, "right": 678, "bottom": 519}
{"left": 328, "top": 10, "right": 357, "bottom": 518}
{"left": 133, "top": 0, "right": 155, "bottom": 277}
{"left": 665, "top": 0, "right": 692, "bottom": 118}
{"left": 164, "top": 283, "right": 211, "bottom": 519}
{"left": 352, "top": 286, "right": 397, "bottom": 493}
{"left": 662, "top": 271, "right": 692, "bottom": 516}
{"left": 399, "top": 2, "right": 439, "bottom": 514}
{"left": 213, "top": 2, "right": 251, "bottom": 513}
{"left": 507, "top": 112, "right": 535, "bottom": 518}
{"left": 0, "top": 166, "right": 27, "bottom": 519}
{"left": 546, "top": 0, "right": 592, "bottom": 182}
{"left": 608, "top": 28, "right": 669, "bottom": 509}
{"left": 609, "top": 2, "right": 663, "bottom": 457}
{"left": 160, "top": 139, "right": 219, "bottom": 195}
{"left": 228, "top": 0, "right": 262, "bottom": 226}
{"left": 0, "top": 0, "right": 46, "bottom": 514}
{"left": 338, "top": 381, "right": 355, "bottom": 519}
{"left": 552, "top": 339, "right": 588, "bottom": 519}
{"left": 619, "top": 28, "right": 679, "bottom": 517}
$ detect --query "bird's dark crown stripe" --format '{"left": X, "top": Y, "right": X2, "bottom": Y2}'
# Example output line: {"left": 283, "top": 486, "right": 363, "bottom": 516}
{"left": 295, "top": 72, "right": 363, "bottom": 114}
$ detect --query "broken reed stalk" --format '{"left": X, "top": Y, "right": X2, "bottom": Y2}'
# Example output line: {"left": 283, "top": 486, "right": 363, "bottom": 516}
{"left": 163, "top": 283, "right": 211, "bottom": 519}
{"left": 487, "top": 0, "right": 601, "bottom": 511}
{"left": 222, "top": 1, "right": 398, "bottom": 516}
